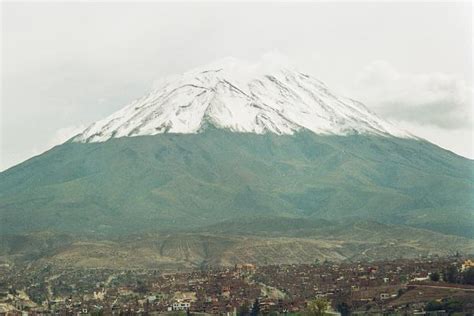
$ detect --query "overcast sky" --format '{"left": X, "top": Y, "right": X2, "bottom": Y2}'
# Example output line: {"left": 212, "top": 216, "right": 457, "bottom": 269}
{"left": 1, "top": 1, "right": 472, "bottom": 171}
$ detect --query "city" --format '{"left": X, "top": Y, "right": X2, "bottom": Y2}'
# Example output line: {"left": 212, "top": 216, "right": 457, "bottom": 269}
{"left": 1, "top": 256, "right": 474, "bottom": 315}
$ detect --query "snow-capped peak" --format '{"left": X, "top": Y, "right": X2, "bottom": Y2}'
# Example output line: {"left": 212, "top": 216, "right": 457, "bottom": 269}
{"left": 73, "top": 57, "right": 411, "bottom": 143}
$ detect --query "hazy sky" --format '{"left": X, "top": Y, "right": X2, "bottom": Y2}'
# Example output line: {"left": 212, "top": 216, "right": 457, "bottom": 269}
{"left": 1, "top": 1, "right": 472, "bottom": 171}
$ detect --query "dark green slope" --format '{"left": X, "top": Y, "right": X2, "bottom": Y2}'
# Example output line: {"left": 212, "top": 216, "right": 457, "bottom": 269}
{"left": 0, "top": 129, "right": 472, "bottom": 237}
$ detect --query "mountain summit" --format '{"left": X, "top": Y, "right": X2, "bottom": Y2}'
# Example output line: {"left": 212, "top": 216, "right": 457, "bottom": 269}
{"left": 74, "top": 58, "right": 411, "bottom": 143}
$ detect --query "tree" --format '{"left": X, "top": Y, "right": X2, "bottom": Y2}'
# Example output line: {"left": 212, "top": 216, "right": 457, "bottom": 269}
{"left": 250, "top": 298, "right": 260, "bottom": 316}
{"left": 136, "top": 280, "right": 148, "bottom": 293}
{"left": 306, "top": 298, "right": 329, "bottom": 316}
{"left": 444, "top": 299, "right": 462, "bottom": 313}
{"left": 426, "top": 299, "right": 462, "bottom": 313}
{"left": 429, "top": 272, "right": 440, "bottom": 282}
{"left": 238, "top": 302, "right": 250, "bottom": 316}
{"left": 443, "top": 265, "right": 459, "bottom": 283}
{"left": 336, "top": 302, "right": 351, "bottom": 316}
{"left": 396, "top": 288, "right": 404, "bottom": 298}
{"left": 462, "top": 267, "right": 474, "bottom": 285}
{"left": 144, "top": 299, "right": 150, "bottom": 314}
{"left": 425, "top": 300, "right": 443, "bottom": 311}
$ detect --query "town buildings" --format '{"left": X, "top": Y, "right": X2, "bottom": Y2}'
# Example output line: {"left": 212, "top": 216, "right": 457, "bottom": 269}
{"left": 0, "top": 256, "right": 473, "bottom": 315}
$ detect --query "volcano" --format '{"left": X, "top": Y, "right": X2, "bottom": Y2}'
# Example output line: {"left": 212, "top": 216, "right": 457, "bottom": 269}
{"left": 1, "top": 58, "right": 473, "bottom": 267}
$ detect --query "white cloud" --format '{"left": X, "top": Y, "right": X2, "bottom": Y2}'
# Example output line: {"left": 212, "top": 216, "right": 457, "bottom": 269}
{"left": 352, "top": 60, "right": 473, "bottom": 129}
{"left": 151, "top": 51, "right": 296, "bottom": 91}
{"left": 47, "top": 125, "right": 85, "bottom": 148}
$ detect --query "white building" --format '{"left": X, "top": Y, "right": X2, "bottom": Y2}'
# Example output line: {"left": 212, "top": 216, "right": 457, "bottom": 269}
{"left": 172, "top": 300, "right": 191, "bottom": 311}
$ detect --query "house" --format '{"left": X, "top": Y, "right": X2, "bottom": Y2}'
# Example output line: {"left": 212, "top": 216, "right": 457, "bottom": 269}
{"left": 236, "top": 263, "right": 256, "bottom": 273}
{"left": 461, "top": 259, "right": 474, "bottom": 271}
{"left": 172, "top": 300, "right": 191, "bottom": 311}
{"left": 173, "top": 291, "right": 196, "bottom": 302}
{"left": 411, "top": 276, "right": 429, "bottom": 282}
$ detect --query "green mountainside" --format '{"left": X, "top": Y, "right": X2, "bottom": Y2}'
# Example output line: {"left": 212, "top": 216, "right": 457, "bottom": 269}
{"left": 0, "top": 129, "right": 473, "bottom": 239}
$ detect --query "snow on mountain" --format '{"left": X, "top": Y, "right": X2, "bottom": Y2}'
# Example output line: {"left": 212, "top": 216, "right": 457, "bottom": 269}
{"left": 73, "top": 57, "right": 411, "bottom": 143}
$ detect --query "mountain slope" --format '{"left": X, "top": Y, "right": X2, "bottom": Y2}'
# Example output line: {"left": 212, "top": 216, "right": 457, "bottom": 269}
{"left": 2, "top": 218, "right": 473, "bottom": 269}
{"left": 1, "top": 129, "right": 472, "bottom": 237}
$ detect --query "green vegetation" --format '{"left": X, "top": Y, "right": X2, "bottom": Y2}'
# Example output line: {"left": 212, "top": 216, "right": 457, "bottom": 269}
{"left": 0, "top": 129, "right": 473, "bottom": 238}
{"left": 335, "top": 302, "right": 351, "bottom": 316}
{"left": 429, "top": 271, "right": 440, "bottom": 282}
{"left": 238, "top": 302, "right": 250, "bottom": 316}
{"left": 433, "top": 265, "right": 474, "bottom": 285}
{"left": 463, "top": 267, "right": 474, "bottom": 285}
{"left": 425, "top": 299, "right": 463, "bottom": 313}
{"left": 305, "top": 298, "right": 329, "bottom": 316}
{"left": 251, "top": 298, "right": 260, "bottom": 316}
{"left": 443, "top": 265, "right": 460, "bottom": 283}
